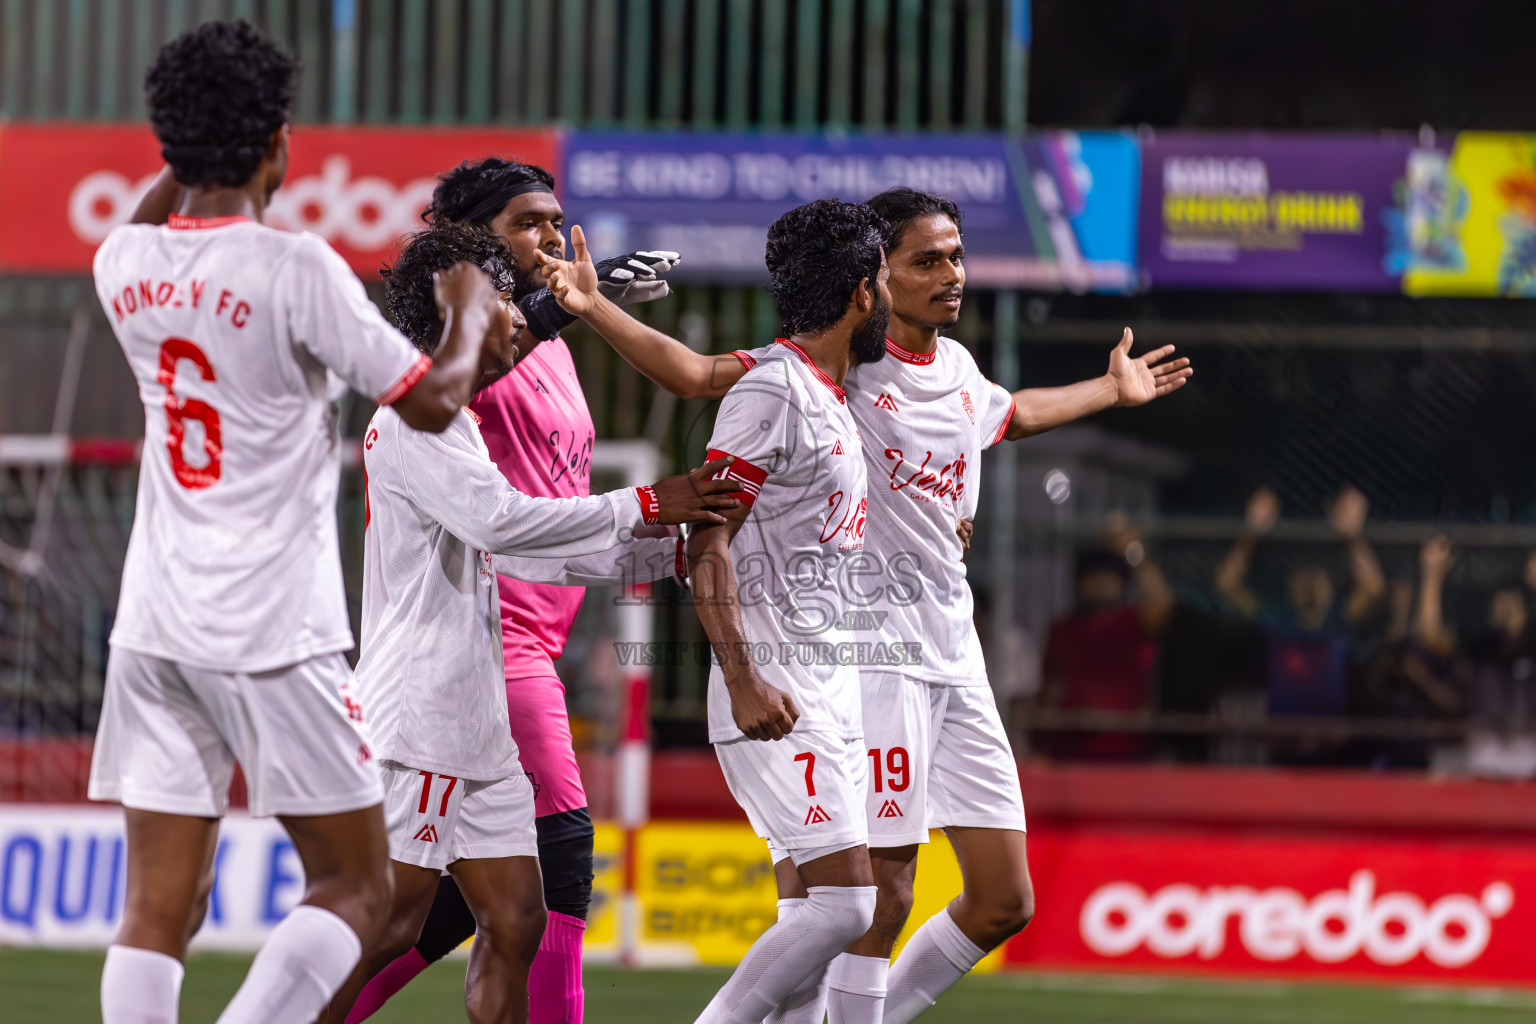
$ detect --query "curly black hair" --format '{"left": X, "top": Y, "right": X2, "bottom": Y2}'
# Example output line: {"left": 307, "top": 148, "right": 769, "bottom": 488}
{"left": 381, "top": 223, "right": 522, "bottom": 355}
{"left": 145, "top": 20, "right": 297, "bottom": 189}
{"left": 764, "top": 199, "right": 888, "bottom": 337}
{"left": 864, "top": 187, "right": 963, "bottom": 253}
{"left": 422, "top": 156, "right": 557, "bottom": 226}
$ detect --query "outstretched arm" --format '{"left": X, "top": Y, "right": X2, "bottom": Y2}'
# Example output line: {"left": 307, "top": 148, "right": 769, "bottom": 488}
{"left": 538, "top": 225, "right": 753, "bottom": 399}
{"left": 404, "top": 428, "right": 739, "bottom": 558}
{"left": 1003, "top": 328, "right": 1192, "bottom": 441}
{"left": 495, "top": 531, "right": 682, "bottom": 586}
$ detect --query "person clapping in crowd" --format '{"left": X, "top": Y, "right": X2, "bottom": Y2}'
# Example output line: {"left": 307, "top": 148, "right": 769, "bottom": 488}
{"left": 1215, "top": 486, "right": 1386, "bottom": 762}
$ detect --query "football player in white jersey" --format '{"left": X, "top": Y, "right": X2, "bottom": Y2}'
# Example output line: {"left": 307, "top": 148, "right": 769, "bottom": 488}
{"left": 86, "top": 22, "right": 514, "bottom": 1024}
{"left": 319, "top": 223, "right": 737, "bottom": 1023}
{"left": 553, "top": 200, "right": 893, "bottom": 1024}
{"left": 812, "top": 187, "right": 1187, "bottom": 1024}
{"left": 574, "top": 190, "right": 1190, "bottom": 1022}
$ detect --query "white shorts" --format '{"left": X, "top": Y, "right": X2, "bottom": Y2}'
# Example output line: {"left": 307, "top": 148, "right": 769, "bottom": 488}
{"left": 88, "top": 647, "right": 383, "bottom": 818}
{"left": 860, "top": 674, "right": 1027, "bottom": 847}
{"left": 381, "top": 764, "right": 538, "bottom": 872}
{"left": 715, "top": 731, "right": 869, "bottom": 866}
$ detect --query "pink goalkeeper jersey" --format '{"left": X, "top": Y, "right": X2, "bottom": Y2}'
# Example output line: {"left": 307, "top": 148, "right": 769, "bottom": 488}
{"left": 468, "top": 337, "right": 595, "bottom": 680}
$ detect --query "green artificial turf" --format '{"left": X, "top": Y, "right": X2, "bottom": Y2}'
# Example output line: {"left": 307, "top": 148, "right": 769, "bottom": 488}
{"left": 3, "top": 948, "right": 1533, "bottom": 1022}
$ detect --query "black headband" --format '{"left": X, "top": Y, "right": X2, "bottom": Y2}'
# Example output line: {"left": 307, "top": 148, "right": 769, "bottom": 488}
{"left": 460, "top": 181, "right": 555, "bottom": 227}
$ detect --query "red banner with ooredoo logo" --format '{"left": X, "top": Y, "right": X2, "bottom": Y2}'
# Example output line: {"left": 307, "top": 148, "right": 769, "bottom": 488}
{"left": 0, "top": 122, "right": 559, "bottom": 275}
{"left": 1006, "top": 828, "right": 1536, "bottom": 986}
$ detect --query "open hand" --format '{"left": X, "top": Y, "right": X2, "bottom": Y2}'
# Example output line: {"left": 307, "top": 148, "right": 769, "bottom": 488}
{"left": 1108, "top": 328, "right": 1192, "bottom": 407}
{"left": 649, "top": 456, "right": 744, "bottom": 525}
{"left": 534, "top": 224, "right": 602, "bottom": 316}
{"left": 727, "top": 666, "right": 801, "bottom": 741}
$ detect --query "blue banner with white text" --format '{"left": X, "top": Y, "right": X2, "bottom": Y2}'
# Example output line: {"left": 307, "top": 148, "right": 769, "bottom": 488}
{"left": 561, "top": 131, "right": 1139, "bottom": 292}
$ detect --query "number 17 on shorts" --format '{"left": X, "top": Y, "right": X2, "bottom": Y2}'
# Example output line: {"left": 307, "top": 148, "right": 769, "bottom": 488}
{"left": 382, "top": 766, "right": 468, "bottom": 870}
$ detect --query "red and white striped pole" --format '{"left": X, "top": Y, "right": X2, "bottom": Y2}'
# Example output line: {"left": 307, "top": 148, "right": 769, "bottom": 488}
{"left": 615, "top": 582, "right": 652, "bottom": 967}
{"left": 588, "top": 440, "right": 663, "bottom": 967}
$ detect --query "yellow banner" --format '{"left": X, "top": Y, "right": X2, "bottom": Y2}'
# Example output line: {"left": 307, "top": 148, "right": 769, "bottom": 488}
{"left": 1403, "top": 132, "right": 1536, "bottom": 297}
{"left": 629, "top": 821, "right": 1002, "bottom": 970}
{"left": 583, "top": 823, "right": 627, "bottom": 954}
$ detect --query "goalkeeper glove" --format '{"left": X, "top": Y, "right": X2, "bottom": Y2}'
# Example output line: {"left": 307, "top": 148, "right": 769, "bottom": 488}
{"left": 595, "top": 250, "right": 682, "bottom": 306}
{"left": 518, "top": 251, "right": 684, "bottom": 341}
{"left": 517, "top": 287, "right": 577, "bottom": 342}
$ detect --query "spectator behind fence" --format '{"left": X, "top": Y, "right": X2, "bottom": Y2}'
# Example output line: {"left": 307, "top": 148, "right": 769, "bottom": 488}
{"left": 1462, "top": 567, "right": 1536, "bottom": 779}
{"left": 1352, "top": 536, "right": 1462, "bottom": 769}
{"left": 1215, "top": 486, "right": 1386, "bottom": 733}
{"left": 1037, "top": 524, "right": 1174, "bottom": 761}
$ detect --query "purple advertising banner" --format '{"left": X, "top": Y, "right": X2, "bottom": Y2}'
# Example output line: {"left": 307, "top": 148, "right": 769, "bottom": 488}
{"left": 1138, "top": 133, "right": 1413, "bottom": 292}
{"left": 563, "top": 131, "right": 1140, "bottom": 292}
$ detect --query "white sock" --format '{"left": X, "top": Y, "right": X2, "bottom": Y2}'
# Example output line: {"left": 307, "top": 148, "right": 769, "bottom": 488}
{"left": 764, "top": 899, "right": 828, "bottom": 1024}
{"left": 213, "top": 905, "right": 362, "bottom": 1024}
{"left": 882, "top": 909, "right": 985, "bottom": 1024}
{"left": 825, "top": 952, "right": 887, "bottom": 1024}
{"left": 102, "top": 945, "right": 185, "bottom": 1024}
{"left": 696, "top": 885, "right": 876, "bottom": 1024}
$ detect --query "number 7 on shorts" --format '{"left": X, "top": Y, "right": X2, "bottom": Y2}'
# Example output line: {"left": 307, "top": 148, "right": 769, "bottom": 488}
{"left": 794, "top": 751, "right": 816, "bottom": 796}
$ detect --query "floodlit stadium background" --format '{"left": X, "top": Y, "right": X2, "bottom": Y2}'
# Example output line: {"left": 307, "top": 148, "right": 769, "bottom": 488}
{"left": 4, "top": 0, "right": 1536, "bottom": 1017}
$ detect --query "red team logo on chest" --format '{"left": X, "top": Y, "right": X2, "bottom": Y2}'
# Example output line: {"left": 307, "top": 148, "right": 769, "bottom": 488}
{"left": 883, "top": 448, "right": 967, "bottom": 504}
{"left": 960, "top": 389, "right": 976, "bottom": 424}
{"left": 820, "top": 491, "right": 868, "bottom": 549}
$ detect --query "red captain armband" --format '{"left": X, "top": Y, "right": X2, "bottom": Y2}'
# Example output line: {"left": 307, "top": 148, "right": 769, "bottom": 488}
{"left": 637, "top": 486, "right": 660, "bottom": 525}
{"left": 378, "top": 353, "right": 433, "bottom": 406}
{"left": 675, "top": 534, "right": 689, "bottom": 586}
{"left": 705, "top": 449, "right": 768, "bottom": 509}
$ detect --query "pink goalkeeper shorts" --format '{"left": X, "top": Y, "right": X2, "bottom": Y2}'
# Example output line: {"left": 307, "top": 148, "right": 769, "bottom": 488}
{"left": 506, "top": 673, "right": 586, "bottom": 818}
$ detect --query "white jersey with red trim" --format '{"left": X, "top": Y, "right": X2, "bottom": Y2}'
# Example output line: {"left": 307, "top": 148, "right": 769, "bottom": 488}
{"left": 844, "top": 336, "right": 1015, "bottom": 687}
{"left": 355, "top": 405, "right": 655, "bottom": 781}
{"left": 703, "top": 341, "right": 872, "bottom": 743}
{"left": 727, "top": 345, "right": 777, "bottom": 373}
{"left": 93, "top": 216, "right": 428, "bottom": 672}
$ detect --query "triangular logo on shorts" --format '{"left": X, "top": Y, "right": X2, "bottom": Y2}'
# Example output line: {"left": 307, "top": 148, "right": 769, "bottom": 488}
{"left": 874, "top": 393, "right": 899, "bottom": 412}
{"left": 878, "top": 800, "right": 904, "bottom": 819}
{"left": 804, "top": 805, "right": 832, "bottom": 825}
{"left": 413, "top": 823, "right": 439, "bottom": 843}
{"left": 832, "top": 439, "right": 845, "bottom": 455}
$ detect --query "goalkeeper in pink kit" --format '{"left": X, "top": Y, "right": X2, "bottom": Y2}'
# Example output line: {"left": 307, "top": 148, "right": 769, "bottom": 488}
{"left": 346, "top": 158, "right": 686, "bottom": 1024}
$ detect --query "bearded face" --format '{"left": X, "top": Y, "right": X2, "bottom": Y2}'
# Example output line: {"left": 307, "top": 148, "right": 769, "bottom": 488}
{"left": 850, "top": 284, "right": 891, "bottom": 366}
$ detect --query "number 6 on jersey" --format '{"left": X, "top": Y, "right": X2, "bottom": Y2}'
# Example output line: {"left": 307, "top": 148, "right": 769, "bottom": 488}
{"left": 158, "top": 337, "right": 222, "bottom": 489}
